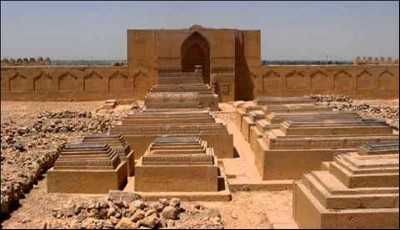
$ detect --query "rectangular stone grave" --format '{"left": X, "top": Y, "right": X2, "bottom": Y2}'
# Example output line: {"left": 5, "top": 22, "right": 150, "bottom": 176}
{"left": 262, "top": 103, "right": 330, "bottom": 114}
{"left": 293, "top": 142, "right": 399, "bottom": 229}
{"left": 47, "top": 143, "right": 127, "bottom": 194}
{"left": 280, "top": 119, "right": 392, "bottom": 136}
{"left": 235, "top": 102, "right": 263, "bottom": 130}
{"left": 253, "top": 131, "right": 399, "bottom": 180}
{"left": 254, "top": 96, "right": 315, "bottom": 105}
{"left": 111, "top": 110, "right": 233, "bottom": 159}
{"left": 248, "top": 111, "right": 361, "bottom": 151}
{"left": 358, "top": 141, "right": 399, "bottom": 155}
{"left": 81, "top": 134, "right": 135, "bottom": 176}
{"left": 135, "top": 136, "right": 219, "bottom": 192}
{"left": 236, "top": 101, "right": 330, "bottom": 136}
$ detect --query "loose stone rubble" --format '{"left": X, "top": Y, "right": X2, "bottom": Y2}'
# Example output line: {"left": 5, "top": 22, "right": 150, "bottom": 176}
{"left": 1, "top": 108, "right": 124, "bottom": 217}
{"left": 47, "top": 196, "right": 224, "bottom": 229}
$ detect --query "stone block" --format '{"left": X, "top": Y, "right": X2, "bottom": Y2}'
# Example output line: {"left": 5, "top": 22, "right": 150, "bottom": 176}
{"left": 135, "top": 136, "right": 219, "bottom": 192}
{"left": 293, "top": 142, "right": 399, "bottom": 229}
{"left": 81, "top": 134, "right": 135, "bottom": 176}
{"left": 47, "top": 143, "right": 128, "bottom": 193}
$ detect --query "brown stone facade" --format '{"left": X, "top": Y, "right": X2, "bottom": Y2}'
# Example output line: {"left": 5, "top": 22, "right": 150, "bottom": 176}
{"left": 127, "top": 25, "right": 261, "bottom": 102}
{"left": 1, "top": 25, "right": 399, "bottom": 101}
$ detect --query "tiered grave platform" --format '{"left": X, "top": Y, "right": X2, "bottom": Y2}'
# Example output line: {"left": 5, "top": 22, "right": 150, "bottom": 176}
{"left": 254, "top": 118, "right": 398, "bottom": 180}
{"left": 135, "top": 136, "right": 219, "bottom": 192}
{"left": 293, "top": 142, "right": 399, "bottom": 229}
{"left": 47, "top": 143, "right": 127, "bottom": 194}
{"left": 81, "top": 134, "right": 135, "bottom": 176}
{"left": 249, "top": 111, "right": 361, "bottom": 150}
{"left": 110, "top": 109, "right": 233, "bottom": 160}
{"left": 145, "top": 71, "right": 218, "bottom": 110}
{"left": 236, "top": 97, "right": 330, "bottom": 139}
{"left": 235, "top": 97, "right": 399, "bottom": 181}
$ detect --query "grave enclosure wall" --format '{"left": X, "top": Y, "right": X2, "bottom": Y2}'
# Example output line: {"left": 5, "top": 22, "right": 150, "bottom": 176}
{"left": 1, "top": 65, "right": 398, "bottom": 101}
{"left": 0, "top": 66, "right": 154, "bottom": 101}
{"left": 257, "top": 64, "right": 399, "bottom": 99}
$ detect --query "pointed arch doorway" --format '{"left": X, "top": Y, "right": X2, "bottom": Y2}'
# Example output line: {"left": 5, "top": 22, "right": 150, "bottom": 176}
{"left": 181, "top": 32, "right": 210, "bottom": 84}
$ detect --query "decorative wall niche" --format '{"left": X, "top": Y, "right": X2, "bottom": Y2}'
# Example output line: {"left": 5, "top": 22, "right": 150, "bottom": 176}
{"left": 286, "top": 71, "right": 307, "bottom": 89}
{"left": 34, "top": 72, "right": 53, "bottom": 92}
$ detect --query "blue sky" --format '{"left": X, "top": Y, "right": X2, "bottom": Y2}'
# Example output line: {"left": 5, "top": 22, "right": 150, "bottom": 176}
{"left": 1, "top": 1, "right": 399, "bottom": 60}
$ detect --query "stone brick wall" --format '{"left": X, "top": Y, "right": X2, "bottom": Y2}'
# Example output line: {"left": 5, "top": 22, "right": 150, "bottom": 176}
{"left": 1, "top": 64, "right": 398, "bottom": 101}
{"left": 254, "top": 64, "right": 399, "bottom": 99}
{"left": 0, "top": 66, "right": 154, "bottom": 101}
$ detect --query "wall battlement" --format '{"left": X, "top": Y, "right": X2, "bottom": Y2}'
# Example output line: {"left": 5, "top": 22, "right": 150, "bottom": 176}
{"left": 353, "top": 56, "right": 399, "bottom": 65}
{"left": 1, "top": 57, "right": 51, "bottom": 66}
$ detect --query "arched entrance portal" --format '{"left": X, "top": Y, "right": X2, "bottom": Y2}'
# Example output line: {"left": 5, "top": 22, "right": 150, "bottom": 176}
{"left": 181, "top": 32, "right": 210, "bottom": 84}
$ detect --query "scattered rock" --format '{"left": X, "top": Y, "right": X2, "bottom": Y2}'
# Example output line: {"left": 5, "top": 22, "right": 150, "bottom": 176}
{"left": 131, "top": 209, "right": 145, "bottom": 222}
{"left": 166, "top": 219, "right": 175, "bottom": 228}
{"left": 139, "top": 214, "right": 160, "bottom": 228}
{"left": 150, "top": 202, "right": 165, "bottom": 212}
{"left": 145, "top": 208, "right": 157, "bottom": 217}
{"left": 110, "top": 216, "right": 119, "bottom": 225}
{"left": 161, "top": 206, "right": 179, "bottom": 220}
{"left": 115, "top": 217, "right": 138, "bottom": 229}
{"left": 132, "top": 200, "right": 147, "bottom": 210}
{"left": 13, "top": 141, "right": 26, "bottom": 152}
{"left": 169, "top": 198, "right": 181, "bottom": 208}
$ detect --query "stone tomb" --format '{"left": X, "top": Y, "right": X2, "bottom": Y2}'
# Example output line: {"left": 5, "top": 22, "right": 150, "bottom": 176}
{"left": 145, "top": 71, "right": 218, "bottom": 110}
{"left": 81, "top": 134, "right": 135, "bottom": 176}
{"left": 358, "top": 141, "right": 399, "bottom": 155}
{"left": 235, "top": 97, "right": 330, "bottom": 136}
{"left": 47, "top": 143, "right": 127, "bottom": 194}
{"left": 240, "top": 104, "right": 332, "bottom": 142}
{"left": 293, "top": 142, "right": 399, "bottom": 229}
{"left": 135, "top": 136, "right": 219, "bottom": 192}
{"left": 111, "top": 109, "right": 233, "bottom": 160}
{"left": 235, "top": 96, "right": 318, "bottom": 117}
{"left": 121, "top": 111, "right": 215, "bottom": 125}
{"left": 248, "top": 111, "right": 361, "bottom": 151}
{"left": 253, "top": 96, "right": 316, "bottom": 105}
{"left": 280, "top": 119, "right": 392, "bottom": 136}
{"left": 253, "top": 118, "right": 399, "bottom": 180}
